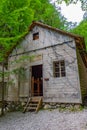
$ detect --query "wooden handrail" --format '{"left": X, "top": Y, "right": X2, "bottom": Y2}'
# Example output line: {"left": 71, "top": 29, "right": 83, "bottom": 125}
{"left": 23, "top": 98, "right": 31, "bottom": 113}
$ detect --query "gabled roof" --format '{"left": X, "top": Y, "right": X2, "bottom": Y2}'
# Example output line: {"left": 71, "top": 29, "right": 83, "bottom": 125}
{"left": 29, "top": 21, "right": 82, "bottom": 38}
{"left": 29, "top": 21, "right": 85, "bottom": 49}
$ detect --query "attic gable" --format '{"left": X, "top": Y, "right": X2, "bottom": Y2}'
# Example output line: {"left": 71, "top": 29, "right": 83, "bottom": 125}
{"left": 29, "top": 21, "right": 87, "bottom": 68}
{"left": 29, "top": 21, "right": 85, "bottom": 47}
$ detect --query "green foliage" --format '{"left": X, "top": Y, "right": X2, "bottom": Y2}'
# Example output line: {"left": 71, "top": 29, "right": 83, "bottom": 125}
{"left": 30, "top": 0, "right": 67, "bottom": 29}
{"left": 0, "top": 0, "right": 33, "bottom": 38}
{"left": 0, "top": 0, "right": 34, "bottom": 62}
{"left": 0, "top": 0, "right": 69, "bottom": 62}
{"left": 71, "top": 20, "right": 87, "bottom": 49}
{"left": 13, "top": 67, "right": 26, "bottom": 80}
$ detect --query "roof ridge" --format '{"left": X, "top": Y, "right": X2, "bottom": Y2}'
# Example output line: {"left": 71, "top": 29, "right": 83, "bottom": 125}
{"left": 29, "top": 21, "right": 83, "bottom": 39}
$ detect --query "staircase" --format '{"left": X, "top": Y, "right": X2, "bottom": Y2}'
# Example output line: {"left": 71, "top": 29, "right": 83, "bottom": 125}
{"left": 23, "top": 97, "right": 42, "bottom": 113}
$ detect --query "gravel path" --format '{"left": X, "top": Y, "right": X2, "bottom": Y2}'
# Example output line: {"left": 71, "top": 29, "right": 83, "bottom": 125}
{"left": 0, "top": 109, "right": 87, "bottom": 130}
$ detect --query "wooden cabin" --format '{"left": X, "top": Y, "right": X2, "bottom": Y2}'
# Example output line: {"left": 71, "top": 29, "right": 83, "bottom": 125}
{"left": 7, "top": 21, "right": 87, "bottom": 105}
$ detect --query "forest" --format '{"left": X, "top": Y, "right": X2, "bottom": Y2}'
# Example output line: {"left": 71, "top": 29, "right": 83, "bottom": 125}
{"left": 0, "top": 0, "right": 87, "bottom": 62}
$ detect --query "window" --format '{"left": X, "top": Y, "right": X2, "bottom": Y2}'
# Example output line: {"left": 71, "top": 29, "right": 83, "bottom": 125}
{"left": 33, "top": 32, "right": 39, "bottom": 40}
{"left": 53, "top": 60, "right": 66, "bottom": 77}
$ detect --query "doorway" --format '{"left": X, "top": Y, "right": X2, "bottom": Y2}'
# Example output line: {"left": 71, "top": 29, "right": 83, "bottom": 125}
{"left": 31, "top": 65, "right": 43, "bottom": 96}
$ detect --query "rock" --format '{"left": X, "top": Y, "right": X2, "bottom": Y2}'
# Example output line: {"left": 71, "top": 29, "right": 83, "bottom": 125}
{"left": 51, "top": 106, "right": 57, "bottom": 109}
{"left": 56, "top": 104, "right": 60, "bottom": 108}
{"left": 44, "top": 104, "right": 51, "bottom": 109}
{"left": 49, "top": 103, "right": 56, "bottom": 106}
{"left": 65, "top": 104, "right": 70, "bottom": 107}
{"left": 43, "top": 103, "right": 45, "bottom": 106}
{"left": 74, "top": 104, "right": 80, "bottom": 109}
{"left": 21, "top": 102, "right": 26, "bottom": 106}
{"left": 60, "top": 104, "right": 66, "bottom": 108}
{"left": 69, "top": 105, "right": 74, "bottom": 109}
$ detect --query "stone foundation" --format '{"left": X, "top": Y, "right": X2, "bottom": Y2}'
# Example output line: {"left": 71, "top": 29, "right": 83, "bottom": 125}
{"left": 6, "top": 101, "right": 24, "bottom": 112}
{"left": 43, "top": 102, "right": 82, "bottom": 111}
{"left": 1, "top": 101, "right": 83, "bottom": 112}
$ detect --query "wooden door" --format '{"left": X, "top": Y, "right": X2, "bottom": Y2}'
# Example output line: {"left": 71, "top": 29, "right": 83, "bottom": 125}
{"left": 31, "top": 65, "right": 43, "bottom": 96}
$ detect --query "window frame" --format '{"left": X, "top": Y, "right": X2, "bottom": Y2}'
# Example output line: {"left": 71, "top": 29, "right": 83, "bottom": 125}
{"left": 53, "top": 60, "right": 66, "bottom": 78}
{"left": 33, "top": 32, "right": 39, "bottom": 40}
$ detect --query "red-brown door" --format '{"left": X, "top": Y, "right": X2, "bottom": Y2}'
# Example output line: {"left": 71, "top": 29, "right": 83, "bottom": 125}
{"left": 31, "top": 65, "right": 43, "bottom": 96}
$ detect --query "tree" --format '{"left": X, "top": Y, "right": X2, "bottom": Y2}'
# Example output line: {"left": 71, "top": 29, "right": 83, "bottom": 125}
{"left": 0, "top": 0, "right": 69, "bottom": 61}
{"left": 0, "top": 0, "right": 34, "bottom": 61}
{"left": 71, "top": 20, "right": 87, "bottom": 49}
{"left": 83, "top": 11, "right": 87, "bottom": 20}
{"left": 30, "top": 0, "right": 66, "bottom": 29}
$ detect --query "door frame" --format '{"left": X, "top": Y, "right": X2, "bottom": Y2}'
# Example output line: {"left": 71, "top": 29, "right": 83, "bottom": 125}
{"left": 31, "top": 64, "right": 43, "bottom": 96}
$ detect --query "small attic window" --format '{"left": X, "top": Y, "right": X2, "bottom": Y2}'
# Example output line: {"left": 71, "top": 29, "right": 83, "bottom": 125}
{"left": 33, "top": 32, "right": 39, "bottom": 40}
